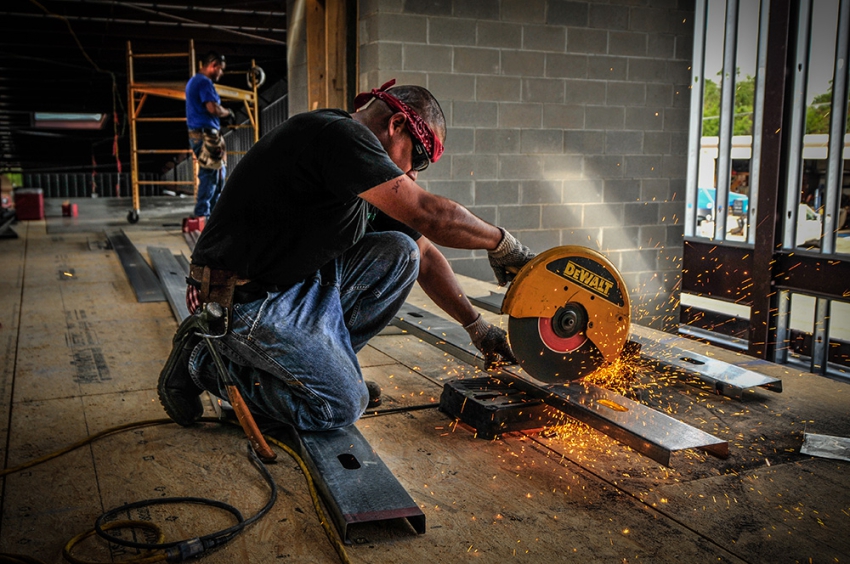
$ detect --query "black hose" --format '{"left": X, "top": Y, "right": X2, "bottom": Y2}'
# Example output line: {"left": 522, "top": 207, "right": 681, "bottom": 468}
{"left": 92, "top": 443, "right": 276, "bottom": 562}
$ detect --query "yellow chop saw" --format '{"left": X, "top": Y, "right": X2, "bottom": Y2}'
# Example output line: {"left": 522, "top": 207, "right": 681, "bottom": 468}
{"left": 502, "top": 246, "right": 631, "bottom": 383}
{"left": 396, "top": 245, "right": 730, "bottom": 466}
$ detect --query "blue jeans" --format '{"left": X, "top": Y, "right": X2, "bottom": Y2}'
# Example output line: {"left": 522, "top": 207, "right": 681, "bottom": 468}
{"left": 189, "top": 135, "right": 225, "bottom": 218}
{"left": 189, "top": 231, "right": 420, "bottom": 431}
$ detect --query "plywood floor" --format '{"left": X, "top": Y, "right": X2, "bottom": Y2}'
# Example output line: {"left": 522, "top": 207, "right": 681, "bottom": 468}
{"left": 1, "top": 198, "right": 849, "bottom": 563}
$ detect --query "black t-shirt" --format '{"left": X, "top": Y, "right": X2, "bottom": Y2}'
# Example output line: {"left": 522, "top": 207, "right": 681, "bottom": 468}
{"left": 367, "top": 206, "right": 421, "bottom": 242}
{"left": 191, "top": 109, "right": 405, "bottom": 287}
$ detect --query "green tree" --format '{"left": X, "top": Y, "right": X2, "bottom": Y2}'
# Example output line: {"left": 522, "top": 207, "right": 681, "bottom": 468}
{"left": 805, "top": 85, "right": 841, "bottom": 134}
{"left": 703, "top": 77, "right": 720, "bottom": 136}
{"left": 702, "top": 70, "right": 756, "bottom": 136}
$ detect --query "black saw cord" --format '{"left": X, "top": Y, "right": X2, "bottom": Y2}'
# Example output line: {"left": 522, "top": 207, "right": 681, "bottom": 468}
{"left": 0, "top": 403, "right": 441, "bottom": 564}
{"left": 90, "top": 442, "right": 275, "bottom": 563}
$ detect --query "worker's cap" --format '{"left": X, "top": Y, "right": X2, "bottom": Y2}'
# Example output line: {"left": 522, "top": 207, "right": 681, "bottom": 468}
{"left": 354, "top": 79, "right": 444, "bottom": 164}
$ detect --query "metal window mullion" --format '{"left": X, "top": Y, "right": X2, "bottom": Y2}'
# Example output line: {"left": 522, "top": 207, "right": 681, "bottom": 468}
{"left": 774, "top": 289, "right": 791, "bottom": 363}
{"left": 811, "top": 297, "right": 831, "bottom": 373}
{"left": 747, "top": 0, "right": 771, "bottom": 245}
{"left": 715, "top": 0, "right": 740, "bottom": 241}
{"left": 783, "top": 0, "right": 813, "bottom": 249}
{"left": 686, "top": 0, "right": 709, "bottom": 238}
{"left": 822, "top": 0, "right": 850, "bottom": 255}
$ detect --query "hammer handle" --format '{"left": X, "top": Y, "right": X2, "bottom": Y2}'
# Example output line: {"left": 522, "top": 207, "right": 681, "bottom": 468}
{"left": 202, "top": 331, "right": 277, "bottom": 463}
{"left": 225, "top": 384, "right": 278, "bottom": 462}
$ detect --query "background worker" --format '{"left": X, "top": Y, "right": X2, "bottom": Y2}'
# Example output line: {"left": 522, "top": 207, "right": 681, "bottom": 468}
{"left": 185, "top": 51, "right": 235, "bottom": 218}
{"left": 159, "top": 80, "right": 535, "bottom": 433}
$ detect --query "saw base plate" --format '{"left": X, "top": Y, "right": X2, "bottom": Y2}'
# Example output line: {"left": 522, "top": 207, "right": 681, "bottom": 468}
{"left": 439, "top": 377, "right": 559, "bottom": 440}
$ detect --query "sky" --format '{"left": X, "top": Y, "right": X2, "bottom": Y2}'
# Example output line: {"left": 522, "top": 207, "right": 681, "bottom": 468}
{"left": 703, "top": 0, "right": 840, "bottom": 105}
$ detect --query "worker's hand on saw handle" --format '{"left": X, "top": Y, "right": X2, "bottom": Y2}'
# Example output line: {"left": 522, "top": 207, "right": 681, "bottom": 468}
{"left": 464, "top": 314, "right": 518, "bottom": 369}
{"left": 488, "top": 228, "right": 535, "bottom": 286}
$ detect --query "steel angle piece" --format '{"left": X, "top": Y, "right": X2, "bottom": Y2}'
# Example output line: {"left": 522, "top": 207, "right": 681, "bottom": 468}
{"left": 468, "top": 291, "right": 505, "bottom": 314}
{"left": 630, "top": 330, "right": 783, "bottom": 399}
{"left": 105, "top": 229, "right": 166, "bottom": 303}
{"left": 148, "top": 246, "right": 191, "bottom": 322}
{"left": 514, "top": 372, "right": 730, "bottom": 466}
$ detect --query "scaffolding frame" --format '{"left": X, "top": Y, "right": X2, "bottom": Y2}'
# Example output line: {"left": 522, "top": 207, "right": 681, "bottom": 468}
{"left": 125, "top": 40, "right": 261, "bottom": 223}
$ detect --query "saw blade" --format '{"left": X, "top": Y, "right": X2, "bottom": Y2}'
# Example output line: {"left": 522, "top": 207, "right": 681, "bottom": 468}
{"left": 508, "top": 314, "right": 605, "bottom": 383}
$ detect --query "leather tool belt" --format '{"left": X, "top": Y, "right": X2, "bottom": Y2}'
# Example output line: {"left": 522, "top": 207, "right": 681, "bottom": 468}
{"left": 189, "top": 264, "right": 250, "bottom": 310}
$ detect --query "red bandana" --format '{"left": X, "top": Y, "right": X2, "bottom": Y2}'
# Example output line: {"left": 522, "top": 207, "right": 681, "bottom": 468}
{"left": 354, "top": 79, "right": 444, "bottom": 163}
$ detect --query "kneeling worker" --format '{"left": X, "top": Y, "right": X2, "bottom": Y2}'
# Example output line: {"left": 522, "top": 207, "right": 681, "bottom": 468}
{"left": 159, "top": 80, "right": 535, "bottom": 432}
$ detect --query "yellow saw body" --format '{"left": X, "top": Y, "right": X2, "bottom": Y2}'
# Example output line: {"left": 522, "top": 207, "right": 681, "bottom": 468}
{"left": 502, "top": 246, "right": 630, "bottom": 383}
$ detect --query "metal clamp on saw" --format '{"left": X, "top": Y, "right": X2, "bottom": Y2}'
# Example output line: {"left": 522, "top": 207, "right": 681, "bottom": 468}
{"left": 502, "top": 246, "right": 631, "bottom": 383}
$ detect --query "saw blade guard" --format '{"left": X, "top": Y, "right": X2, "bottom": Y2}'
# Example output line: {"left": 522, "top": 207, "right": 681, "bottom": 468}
{"left": 502, "top": 246, "right": 631, "bottom": 368}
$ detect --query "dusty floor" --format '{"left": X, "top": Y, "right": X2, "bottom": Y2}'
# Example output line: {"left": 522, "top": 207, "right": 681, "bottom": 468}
{"left": 1, "top": 197, "right": 849, "bottom": 563}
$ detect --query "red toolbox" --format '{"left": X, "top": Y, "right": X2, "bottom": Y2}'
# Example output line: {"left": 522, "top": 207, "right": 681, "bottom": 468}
{"left": 14, "top": 188, "right": 44, "bottom": 220}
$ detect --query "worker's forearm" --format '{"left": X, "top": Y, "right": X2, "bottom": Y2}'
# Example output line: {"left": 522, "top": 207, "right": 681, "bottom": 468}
{"left": 418, "top": 242, "right": 479, "bottom": 326}
{"left": 410, "top": 195, "right": 503, "bottom": 251}
{"left": 205, "top": 101, "right": 231, "bottom": 118}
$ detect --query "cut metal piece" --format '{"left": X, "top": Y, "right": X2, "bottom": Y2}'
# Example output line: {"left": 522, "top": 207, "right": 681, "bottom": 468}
{"left": 269, "top": 424, "right": 426, "bottom": 543}
{"left": 105, "top": 229, "right": 166, "bottom": 303}
{"left": 148, "top": 246, "right": 191, "bottom": 322}
{"left": 471, "top": 291, "right": 783, "bottom": 399}
{"left": 629, "top": 328, "right": 783, "bottom": 399}
{"left": 800, "top": 432, "right": 850, "bottom": 462}
{"left": 394, "top": 303, "right": 728, "bottom": 466}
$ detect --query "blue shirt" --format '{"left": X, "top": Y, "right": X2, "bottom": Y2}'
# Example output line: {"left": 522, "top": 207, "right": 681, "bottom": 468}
{"left": 185, "top": 73, "right": 221, "bottom": 130}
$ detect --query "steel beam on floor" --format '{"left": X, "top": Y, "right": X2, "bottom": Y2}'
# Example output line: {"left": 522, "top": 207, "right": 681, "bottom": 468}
{"left": 105, "top": 229, "right": 165, "bottom": 303}
{"left": 148, "top": 246, "right": 191, "bottom": 322}
{"left": 266, "top": 422, "right": 426, "bottom": 544}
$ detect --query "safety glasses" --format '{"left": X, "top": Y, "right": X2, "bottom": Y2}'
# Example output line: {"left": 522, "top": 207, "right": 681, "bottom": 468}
{"left": 410, "top": 134, "right": 430, "bottom": 172}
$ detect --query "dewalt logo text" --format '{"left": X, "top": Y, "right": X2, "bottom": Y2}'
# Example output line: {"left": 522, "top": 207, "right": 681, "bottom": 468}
{"left": 563, "top": 261, "right": 614, "bottom": 298}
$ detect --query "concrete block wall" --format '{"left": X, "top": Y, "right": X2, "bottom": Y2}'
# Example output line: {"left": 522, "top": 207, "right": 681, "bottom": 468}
{"left": 359, "top": 0, "right": 695, "bottom": 330}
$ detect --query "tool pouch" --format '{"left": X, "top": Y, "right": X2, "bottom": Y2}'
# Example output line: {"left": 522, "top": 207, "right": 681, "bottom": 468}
{"left": 189, "top": 265, "right": 242, "bottom": 335}
{"left": 191, "top": 129, "right": 226, "bottom": 170}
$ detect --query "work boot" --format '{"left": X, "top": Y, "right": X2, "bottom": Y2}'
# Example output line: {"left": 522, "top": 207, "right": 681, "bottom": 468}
{"left": 158, "top": 315, "right": 205, "bottom": 426}
{"left": 366, "top": 380, "right": 382, "bottom": 408}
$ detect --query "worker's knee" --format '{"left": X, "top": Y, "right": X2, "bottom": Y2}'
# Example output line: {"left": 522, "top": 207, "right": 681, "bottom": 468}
{"left": 381, "top": 230, "right": 420, "bottom": 278}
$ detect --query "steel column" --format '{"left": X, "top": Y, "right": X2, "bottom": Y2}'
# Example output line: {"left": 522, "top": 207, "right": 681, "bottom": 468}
{"left": 781, "top": 0, "right": 812, "bottom": 250}
{"left": 714, "top": 0, "right": 740, "bottom": 240}
{"left": 685, "top": 0, "right": 709, "bottom": 237}
{"left": 750, "top": 0, "right": 794, "bottom": 360}
{"left": 747, "top": 0, "right": 771, "bottom": 245}
{"left": 822, "top": 0, "right": 850, "bottom": 255}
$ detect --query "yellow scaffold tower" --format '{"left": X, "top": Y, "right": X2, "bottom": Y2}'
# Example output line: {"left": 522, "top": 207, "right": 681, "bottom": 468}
{"left": 125, "top": 40, "right": 262, "bottom": 223}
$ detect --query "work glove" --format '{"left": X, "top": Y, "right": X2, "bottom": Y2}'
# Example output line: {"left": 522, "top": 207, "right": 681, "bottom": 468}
{"left": 464, "top": 314, "right": 517, "bottom": 369}
{"left": 221, "top": 109, "right": 237, "bottom": 127}
{"left": 488, "top": 228, "right": 535, "bottom": 286}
